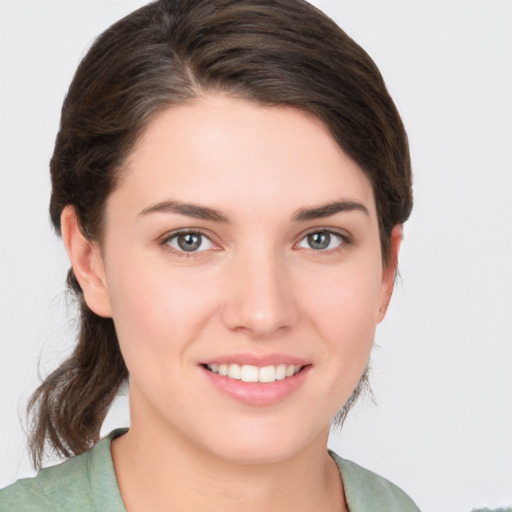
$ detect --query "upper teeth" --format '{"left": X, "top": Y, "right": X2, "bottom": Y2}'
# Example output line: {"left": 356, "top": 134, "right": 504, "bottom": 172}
{"left": 207, "top": 363, "right": 301, "bottom": 383}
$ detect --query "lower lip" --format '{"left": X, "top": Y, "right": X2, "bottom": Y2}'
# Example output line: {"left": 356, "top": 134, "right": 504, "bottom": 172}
{"left": 200, "top": 365, "right": 311, "bottom": 406}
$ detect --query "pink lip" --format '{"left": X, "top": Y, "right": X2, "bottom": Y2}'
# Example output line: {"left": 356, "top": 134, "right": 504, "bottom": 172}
{"left": 200, "top": 353, "right": 309, "bottom": 367}
{"left": 199, "top": 362, "right": 312, "bottom": 406}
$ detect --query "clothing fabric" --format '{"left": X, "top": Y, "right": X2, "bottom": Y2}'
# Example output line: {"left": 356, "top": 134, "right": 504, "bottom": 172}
{"left": 0, "top": 429, "right": 420, "bottom": 511}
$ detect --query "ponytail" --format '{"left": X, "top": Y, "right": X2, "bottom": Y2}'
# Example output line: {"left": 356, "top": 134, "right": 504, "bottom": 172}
{"left": 27, "top": 271, "right": 127, "bottom": 468}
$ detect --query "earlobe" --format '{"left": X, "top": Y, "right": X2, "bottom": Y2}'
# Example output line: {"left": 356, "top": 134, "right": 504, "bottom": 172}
{"left": 60, "top": 206, "right": 112, "bottom": 318}
{"left": 377, "top": 224, "right": 402, "bottom": 323}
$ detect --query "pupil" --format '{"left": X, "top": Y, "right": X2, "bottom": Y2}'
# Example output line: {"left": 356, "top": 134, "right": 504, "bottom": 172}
{"left": 178, "top": 233, "right": 201, "bottom": 251}
{"left": 308, "top": 232, "right": 330, "bottom": 250}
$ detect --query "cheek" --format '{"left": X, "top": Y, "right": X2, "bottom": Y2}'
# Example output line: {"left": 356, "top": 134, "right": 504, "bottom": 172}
{"left": 302, "top": 262, "right": 383, "bottom": 341}
{"left": 104, "top": 263, "right": 209, "bottom": 407}
{"left": 298, "top": 260, "right": 383, "bottom": 402}
{"left": 104, "top": 256, "right": 221, "bottom": 358}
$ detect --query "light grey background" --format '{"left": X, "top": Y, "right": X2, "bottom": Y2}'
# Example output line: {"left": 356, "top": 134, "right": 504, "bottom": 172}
{"left": 1, "top": 1, "right": 511, "bottom": 511}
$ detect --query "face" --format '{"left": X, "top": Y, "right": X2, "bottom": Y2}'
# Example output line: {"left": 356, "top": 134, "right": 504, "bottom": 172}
{"left": 83, "top": 96, "right": 397, "bottom": 464}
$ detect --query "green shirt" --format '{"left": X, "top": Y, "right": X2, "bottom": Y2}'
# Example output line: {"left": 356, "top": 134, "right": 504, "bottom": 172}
{"left": 0, "top": 429, "right": 420, "bottom": 511}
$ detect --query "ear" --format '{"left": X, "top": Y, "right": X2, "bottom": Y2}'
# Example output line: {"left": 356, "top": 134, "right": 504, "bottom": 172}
{"left": 377, "top": 224, "right": 402, "bottom": 323}
{"left": 61, "top": 205, "right": 113, "bottom": 318}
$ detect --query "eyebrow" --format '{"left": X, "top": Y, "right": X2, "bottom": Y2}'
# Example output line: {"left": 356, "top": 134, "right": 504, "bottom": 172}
{"left": 138, "top": 199, "right": 369, "bottom": 223}
{"left": 292, "top": 200, "right": 369, "bottom": 222}
{"left": 138, "top": 200, "right": 230, "bottom": 223}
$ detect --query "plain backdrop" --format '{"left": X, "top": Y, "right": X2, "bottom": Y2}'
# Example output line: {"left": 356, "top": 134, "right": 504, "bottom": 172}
{"left": 1, "top": 1, "right": 511, "bottom": 511}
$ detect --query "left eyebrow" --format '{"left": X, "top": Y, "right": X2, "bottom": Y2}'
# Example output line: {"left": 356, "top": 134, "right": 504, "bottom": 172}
{"left": 292, "top": 200, "right": 369, "bottom": 222}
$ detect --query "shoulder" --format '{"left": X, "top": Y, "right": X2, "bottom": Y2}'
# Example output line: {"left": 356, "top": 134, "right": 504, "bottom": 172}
{"left": 0, "top": 429, "right": 127, "bottom": 512}
{"left": 329, "top": 450, "right": 421, "bottom": 512}
{"left": 0, "top": 452, "right": 92, "bottom": 512}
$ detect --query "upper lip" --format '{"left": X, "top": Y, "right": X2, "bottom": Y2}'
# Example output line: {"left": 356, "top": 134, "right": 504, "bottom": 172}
{"left": 200, "top": 353, "right": 310, "bottom": 367}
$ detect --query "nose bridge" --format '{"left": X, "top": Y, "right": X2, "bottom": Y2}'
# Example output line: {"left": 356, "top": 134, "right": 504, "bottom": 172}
{"left": 221, "top": 242, "right": 297, "bottom": 337}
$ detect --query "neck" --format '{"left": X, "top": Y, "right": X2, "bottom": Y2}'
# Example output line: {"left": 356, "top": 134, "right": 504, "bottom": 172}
{"left": 111, "top": 420, "right": 346, "bottom": 512}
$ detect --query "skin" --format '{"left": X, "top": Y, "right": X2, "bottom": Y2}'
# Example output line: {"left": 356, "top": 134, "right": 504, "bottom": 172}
{"left": 62, "top": 95, "right": 401, "bottom": 511}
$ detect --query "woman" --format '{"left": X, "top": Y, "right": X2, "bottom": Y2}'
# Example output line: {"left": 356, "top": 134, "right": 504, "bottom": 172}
{"left": 0, "top": 0, "right": 417, "bottom": 510}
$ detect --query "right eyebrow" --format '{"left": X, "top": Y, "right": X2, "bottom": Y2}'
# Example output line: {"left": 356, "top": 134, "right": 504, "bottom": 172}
{"left": 138, "top": 200, "right": 230, "bottom": 223}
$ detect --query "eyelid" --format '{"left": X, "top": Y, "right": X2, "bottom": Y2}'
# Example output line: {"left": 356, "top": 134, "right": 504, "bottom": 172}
{"left": 159, "top": 228, "right": 220, "bottom": 256}
{"left": 157, "top": 226, "right": 350, "bottom": 256}
{"left": 294, "top": 227, "right": 351, "bottom": 251}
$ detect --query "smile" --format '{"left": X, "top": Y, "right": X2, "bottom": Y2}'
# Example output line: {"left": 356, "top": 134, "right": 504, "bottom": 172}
{"left": 205, "top": 363, "right": 302, "bottom": 383}
{"left": 200, "top": 359, "right": 311, "bottom": 405}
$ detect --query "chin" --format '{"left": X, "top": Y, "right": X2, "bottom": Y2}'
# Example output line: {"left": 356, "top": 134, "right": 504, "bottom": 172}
{"left": 197, "top": 416, "right": 329, "bottom": 466}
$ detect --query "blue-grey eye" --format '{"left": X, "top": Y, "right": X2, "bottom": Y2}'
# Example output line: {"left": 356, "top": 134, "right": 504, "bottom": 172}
{"left": 166, "top": 232, "right": 213, "bottom": 252}
{"left": 298, "top": 231, "right": 344, "bottom": 250}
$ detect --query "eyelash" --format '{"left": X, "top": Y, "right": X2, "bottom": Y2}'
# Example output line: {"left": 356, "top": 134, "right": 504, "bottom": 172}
{"left": 295, "top": 229, "right": 350, "bottom": 253}
{"left": 159, "top": 228, "right": 350, "bottom": 258}
{"left": 159, "top": 230, "right": 217, "bottom": 259}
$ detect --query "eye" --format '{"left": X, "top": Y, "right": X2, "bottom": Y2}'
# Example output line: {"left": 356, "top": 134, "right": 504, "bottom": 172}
{"left": 297, "top": 230, "right": 345, "bottom": 251}
{"left": 164, "top": 231, "right": 214, "bottom": 253}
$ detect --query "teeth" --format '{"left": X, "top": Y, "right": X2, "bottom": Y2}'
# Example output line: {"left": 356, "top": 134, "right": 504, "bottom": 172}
{"left": 259, "top": 365, "right": 276, "bottom": 383}
{"left": 240, "top": 365, "right": 259, "bottom": 382}
{"left": 207, "top": 363, "right": 302, "bottom": 383}
{"left": 227, "top": 364, "right": 241, "bottom": 380}
{"left": 275, "top": 364, "right": 287, "bottom": 380}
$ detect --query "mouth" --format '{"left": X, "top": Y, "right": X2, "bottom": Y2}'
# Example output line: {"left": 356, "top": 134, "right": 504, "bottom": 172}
{"left": 202, "top": 363, "right": 305, "bottom": 383}
{"left": 199, "top": 355, "right": 311, "bottom": 404}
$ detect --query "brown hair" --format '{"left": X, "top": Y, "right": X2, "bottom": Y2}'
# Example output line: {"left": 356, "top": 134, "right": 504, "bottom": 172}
{"left": 28, "top": 0, "right": 412, "bottom": 467}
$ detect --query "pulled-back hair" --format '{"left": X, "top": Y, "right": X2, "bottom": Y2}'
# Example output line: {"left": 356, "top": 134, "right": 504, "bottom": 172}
{"left": 28, "top": 0, "right": 412, "bottom": 467}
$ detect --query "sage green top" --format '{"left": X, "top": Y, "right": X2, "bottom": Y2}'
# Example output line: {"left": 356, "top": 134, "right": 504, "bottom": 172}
{"left": 0, "top": 429, "right": 420, "bottom": 511}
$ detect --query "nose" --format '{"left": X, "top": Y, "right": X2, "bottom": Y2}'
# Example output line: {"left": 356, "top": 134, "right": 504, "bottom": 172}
{"left": 220, "top": 247, "right": 298, "bottom": 339}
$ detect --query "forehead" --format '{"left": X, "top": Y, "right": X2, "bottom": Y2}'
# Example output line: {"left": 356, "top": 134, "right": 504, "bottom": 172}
{"left": 114, "top": 95, "right": 376, "bottom": 219}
